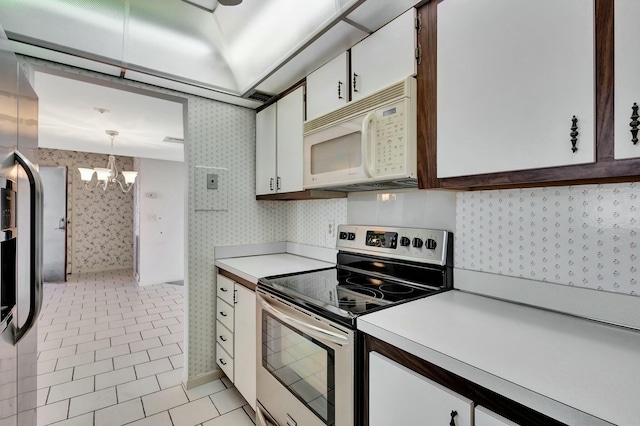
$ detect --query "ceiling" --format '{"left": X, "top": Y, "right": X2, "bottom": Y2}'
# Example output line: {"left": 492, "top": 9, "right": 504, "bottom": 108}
{"left": 34, "top": 70, "right": 185, "bottom": 161}
{"left": 0, "top": 0, "right": 420, "bottom": 106}
{"left": 2, "top": 0, "right": 419, "bottom": 159}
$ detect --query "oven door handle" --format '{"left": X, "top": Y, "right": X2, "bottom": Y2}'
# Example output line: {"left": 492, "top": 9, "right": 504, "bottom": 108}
{"left": 256, "top": 403, "right": 280, "bottom": 426}
{"left": 258, "top": 294, "right": 350, "bottom": 346}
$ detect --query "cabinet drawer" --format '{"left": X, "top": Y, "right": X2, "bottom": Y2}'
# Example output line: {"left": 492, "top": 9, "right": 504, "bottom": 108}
{"left": 216, "top": 297, "right": 234, "bottom": 331}
{"left": 217, "top": 274, "right": 235, "bottom": 305}
{"left": 216, "top": 320, "right": 234, "bottom": 356}
{"left": 216, "top": 343, "right": 234, "bottom": 382}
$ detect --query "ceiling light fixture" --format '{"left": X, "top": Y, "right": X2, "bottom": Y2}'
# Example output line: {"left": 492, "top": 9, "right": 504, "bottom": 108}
{"left": 78, "top": 130, "right": 138, "bottom": 193}
{"left": 181, "top": 0, "right": 241, "bottom": 13}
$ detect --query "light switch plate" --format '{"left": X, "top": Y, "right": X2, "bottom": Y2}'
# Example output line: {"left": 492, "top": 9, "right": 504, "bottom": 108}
{"left": 195, "top": 166, "right": 228, "bottom": 211}
{"left": 207, "top": 173, "right": 218, "bottom": 189}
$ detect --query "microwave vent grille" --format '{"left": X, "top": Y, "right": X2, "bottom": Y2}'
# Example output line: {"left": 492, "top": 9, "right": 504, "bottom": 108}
{"left": 304, "top": 78, "right": 410, "bottom": 134}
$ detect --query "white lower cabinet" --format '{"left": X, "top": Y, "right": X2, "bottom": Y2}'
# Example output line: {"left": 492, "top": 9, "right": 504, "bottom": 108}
{"left": 369, "top": 352, "right": 473, "bottom": 426}
{"left": 233, "top": 283, "right": 256, "bottom": 411}
{"left": 475, "top": 406, "right": 520, "bottom": 426}
{"left": 215, "top": 272, "right": 257, "bottom": 411}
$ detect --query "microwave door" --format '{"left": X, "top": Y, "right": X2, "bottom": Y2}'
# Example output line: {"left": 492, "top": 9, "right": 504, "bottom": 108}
{"left": 303, "top": 115, "right": 370, "bottom": 188}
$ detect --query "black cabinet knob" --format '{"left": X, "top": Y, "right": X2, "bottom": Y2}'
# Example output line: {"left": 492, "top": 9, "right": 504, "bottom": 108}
{"left": 449, "top": 410, "right": 458, "bottom": 426}
{"left": 412, "top": 238, "right": 423, "bottom": 248}
{"left": 426, "top": 239, "right": 437, "bottom": 250}
{"left": 400, "top": 236, "right": 411, "bottom": 246}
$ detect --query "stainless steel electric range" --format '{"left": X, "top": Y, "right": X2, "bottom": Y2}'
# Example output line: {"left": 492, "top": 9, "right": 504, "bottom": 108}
{"left": 255, "top": 225, "right": 453, "bottom": 426}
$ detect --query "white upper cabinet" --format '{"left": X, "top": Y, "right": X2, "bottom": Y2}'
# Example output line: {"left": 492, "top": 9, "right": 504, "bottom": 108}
{"left": 255, "top": 87, "right": 304, "bottom": 195}
{"left": 351, "top": 8, "right": 417, "bottom": 102}
{"left": 306, "top": 52, "right": 349, "bottom": 121}
{"left": 437, "top": 0, "right": 596, "bottom": 178}
{"left": 255, "top": 103, "right": 277, "bottom": 195}
{"left": 369, "top": 352, "right": 473, "bottom": 426}
{"left": 614, "top": 0, "right": 640, "bottom": 159}
{"left": 475, "top": 406, "right": 520, "bottom": 426}
{"left": 275, "top": 87, "right": 304, "bottom": 193}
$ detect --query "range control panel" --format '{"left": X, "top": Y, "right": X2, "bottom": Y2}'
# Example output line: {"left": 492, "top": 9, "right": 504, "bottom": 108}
{"left": 336, "top": 225, "right": 451, "bottom": 266}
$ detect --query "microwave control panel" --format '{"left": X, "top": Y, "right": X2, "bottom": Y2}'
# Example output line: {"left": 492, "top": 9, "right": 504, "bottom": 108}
{"left": 374, "top": 100, "right": 408, "bottom": 176}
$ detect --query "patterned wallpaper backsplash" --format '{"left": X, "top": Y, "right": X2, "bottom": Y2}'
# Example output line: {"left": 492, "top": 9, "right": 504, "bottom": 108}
{"left": 39, "top": 148, "right": 134, "bottom": 274}
{"left": 456, "top": 183, "right": 640, "bottom": 296}
{"left": 287, "top": 199, "right": 348, "bottom": 248}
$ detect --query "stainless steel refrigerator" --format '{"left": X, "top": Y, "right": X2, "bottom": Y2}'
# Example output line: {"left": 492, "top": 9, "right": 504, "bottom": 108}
{"left": 0, "top": 24, "right": 43, "bottom": 426}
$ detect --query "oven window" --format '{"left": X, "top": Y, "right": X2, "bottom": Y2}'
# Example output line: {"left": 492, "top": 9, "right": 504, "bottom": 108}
{"left": 262, "top": 311, "right": 335, "bottom": 425}
{"left": 310, "top": 132, "right": 362, "bottom": 175}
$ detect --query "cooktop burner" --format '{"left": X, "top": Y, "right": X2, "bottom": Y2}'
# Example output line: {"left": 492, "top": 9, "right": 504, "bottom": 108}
{"left": 260, "top": 266, "right": 438, "bottom": 325}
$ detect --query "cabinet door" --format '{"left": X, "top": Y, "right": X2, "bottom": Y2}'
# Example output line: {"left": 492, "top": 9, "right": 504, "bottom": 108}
{"left": 476, "top": 406, "right": 520, "bottom": 426}
{"left": 437, "top": 0, "right": 595, "bottom": 178}
{"left": 351, "top": 8, "right": 417, "bottom": 101}
{"left": 614, "top": 0, "right": 640, "bottom": 159}
{"left": 276, "top": 87, "right": 304, "bottom": 193}
{"left": 306, "top": 52, "right": 348, "bottom": 121}
{"left": 233, "top": 284, "right": 256, "bottom": 411}
{"left": 256, "top": 103, "right": 277, "bottom": 195}
{"left": 369, "top": 352, "right": 473, "bottom": 426}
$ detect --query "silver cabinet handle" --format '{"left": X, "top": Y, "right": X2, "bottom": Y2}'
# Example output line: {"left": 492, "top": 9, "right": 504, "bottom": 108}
{"left": 269, "top": 177, "right": 274, "bottom": 190}
{"left": 258, "top": 294, "right": 349, "bottom": 345}
{"left": 13, "top": 150, "right": 43, "bottom": 344}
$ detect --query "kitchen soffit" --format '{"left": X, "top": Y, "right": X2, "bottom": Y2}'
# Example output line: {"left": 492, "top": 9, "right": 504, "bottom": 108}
{"left": 0, "top": 0, "right": 420, "bottom": 105}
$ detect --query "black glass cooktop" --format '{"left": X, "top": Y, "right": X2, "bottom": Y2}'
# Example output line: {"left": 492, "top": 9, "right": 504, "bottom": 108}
{"left": 258, "top": 266, "right": 442, "bottom": 327}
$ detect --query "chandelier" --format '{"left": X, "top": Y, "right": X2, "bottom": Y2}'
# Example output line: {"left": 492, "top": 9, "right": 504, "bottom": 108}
{"left": 78, "top": 130, "right": 138, "bottom": 193}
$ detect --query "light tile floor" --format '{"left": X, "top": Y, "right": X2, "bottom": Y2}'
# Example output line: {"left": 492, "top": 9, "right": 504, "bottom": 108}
{"left": 37, "top": 270, "right": 255, "bottom": 426}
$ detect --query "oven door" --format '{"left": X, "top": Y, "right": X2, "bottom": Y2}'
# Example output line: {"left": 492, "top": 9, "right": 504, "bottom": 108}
{"left": 256, "top": 289, "right": 354, "bottom": 426}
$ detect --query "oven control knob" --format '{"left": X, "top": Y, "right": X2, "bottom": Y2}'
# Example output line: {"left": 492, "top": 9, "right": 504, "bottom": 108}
{"left": 426, "top": 238, "right": 438, "bottom": 250}
{"left": 400, "top": 236, "right": 411, "bottom": 247}
{"left": 412, "top": 238, "right": 423, "bottom": 248}
{"left": 339, "top": 232, "right": 348, "bottom": 240}
{"left": 348, "top": 232, "right": 356, "bottom": 241}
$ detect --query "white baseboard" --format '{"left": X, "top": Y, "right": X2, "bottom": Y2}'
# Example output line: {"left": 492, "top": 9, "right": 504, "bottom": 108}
{"left": 185, "top": 369, "right": 226, "bottom": 390}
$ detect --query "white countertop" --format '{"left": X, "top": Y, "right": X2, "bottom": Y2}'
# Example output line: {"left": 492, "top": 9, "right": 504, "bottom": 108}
{"left": 358, "top": 290, "right": 640, "bottom": 426}
{"left": 215, "top": 253, "right": 334, "bottom": 284}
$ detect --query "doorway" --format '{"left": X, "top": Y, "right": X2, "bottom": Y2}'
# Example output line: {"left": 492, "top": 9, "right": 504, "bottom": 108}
{"left": 41, "top": 166, "right": 67, "bottom": 282}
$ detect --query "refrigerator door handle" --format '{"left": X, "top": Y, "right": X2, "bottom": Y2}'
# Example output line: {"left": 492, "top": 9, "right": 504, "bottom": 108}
{"left": 13, "top": 150, "right": 43, "bottom": 344}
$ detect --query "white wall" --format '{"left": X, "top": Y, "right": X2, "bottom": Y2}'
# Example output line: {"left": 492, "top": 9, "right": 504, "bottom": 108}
{"left": 136, "top": 158, "right": 185, "bottom": 285}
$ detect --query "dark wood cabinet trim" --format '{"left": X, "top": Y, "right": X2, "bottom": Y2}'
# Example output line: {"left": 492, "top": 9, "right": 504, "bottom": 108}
{"left": 362, "top": 334, "right": 567, "bottom": 426}
{"left": 416, "top": 0, "right": 640, "bottom": 190}
{"left": 595, "top": 0, "right": 615, "bottom": 162}
{"left": 218, "top": 268, "right": 256, "bottom": 292}
{"left": 256, "top": 189, "right": 346, "bottom": 200}
{"left": 416, "top": 0, "right": 441, "bottom": 189}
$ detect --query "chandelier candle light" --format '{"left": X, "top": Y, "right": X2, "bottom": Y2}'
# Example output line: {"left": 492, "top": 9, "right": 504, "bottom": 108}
{"left": 78, "top": 130, "right": 138, "bottom": 193}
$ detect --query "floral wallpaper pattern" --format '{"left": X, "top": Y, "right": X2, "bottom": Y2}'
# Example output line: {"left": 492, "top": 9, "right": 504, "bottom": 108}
{"left": 456, "top": 183, "right": 640, "bottom": 296}
{"left": 39, "top": 148, "right": 134, "bottom": 274}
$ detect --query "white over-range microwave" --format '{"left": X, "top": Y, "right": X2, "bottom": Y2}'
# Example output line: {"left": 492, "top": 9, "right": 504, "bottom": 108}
{"left": 303, "top": 77, "right": 417, "bottom": 192}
